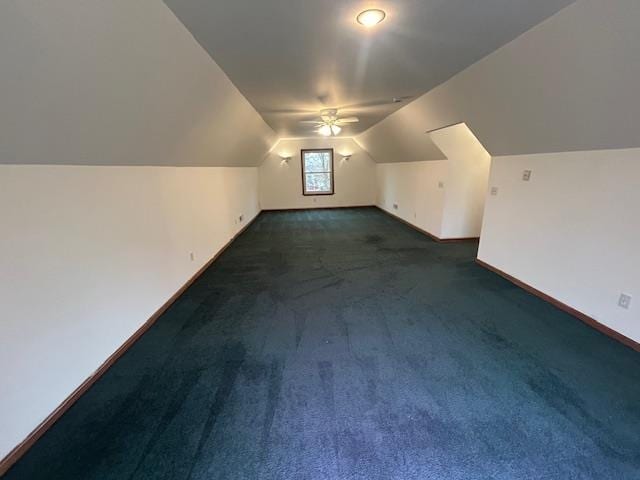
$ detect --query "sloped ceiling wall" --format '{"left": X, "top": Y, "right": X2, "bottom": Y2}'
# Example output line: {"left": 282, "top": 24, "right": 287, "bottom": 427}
{"left": 162, "top": 0, "right": 575, "bottom": 138}
{"left": 0, "top": 0, "right": 276, "bottom": 167}
{"left": 357, "top": 0, "right": 640, "bottom": 163}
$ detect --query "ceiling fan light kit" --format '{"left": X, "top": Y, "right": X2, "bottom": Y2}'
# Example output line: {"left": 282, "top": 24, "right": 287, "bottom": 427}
{"left": 301, "top": 108, "right": 360, "bottom": 136}
{"left": 318, "top": 124, "right": 332, "bottom": 136}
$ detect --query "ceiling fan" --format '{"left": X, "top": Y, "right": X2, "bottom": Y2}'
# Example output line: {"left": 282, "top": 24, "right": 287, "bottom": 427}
{"left": 299, "top": 109, "right": 359, "bottom": 136}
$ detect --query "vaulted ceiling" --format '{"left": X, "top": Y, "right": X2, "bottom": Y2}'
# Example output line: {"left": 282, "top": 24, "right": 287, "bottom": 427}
{"left": 5, "top": 1, "right": 635, "bottom": 168}
{"left": 358, "top": 0, "right": 640, "bottom": 162}
{"left": 163, "top": 0, "right": 575, "bottom": 138}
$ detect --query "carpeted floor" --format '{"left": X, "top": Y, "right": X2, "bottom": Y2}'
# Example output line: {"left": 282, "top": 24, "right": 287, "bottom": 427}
{"left": 6, "top": 208, "right": 640, "bottom": 479}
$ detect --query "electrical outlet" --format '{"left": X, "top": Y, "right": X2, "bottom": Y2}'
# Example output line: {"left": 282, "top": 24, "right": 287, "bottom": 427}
{"left": 189, "top": 252, "right": 195, "bottom": 262}
{"left": 491, "top": 187, "right": 499, "bottom": 196}
{"left": 438, "top": 181, "right": 444, "bottom": 189}
{"left": 618, "top": 293, "right": 632, "bottom": 310}
{"left": 522, "top": 170, "right": 532, "bottom": 181}
{"left": 393, "top": 203, "right": 399, "bottom": 210}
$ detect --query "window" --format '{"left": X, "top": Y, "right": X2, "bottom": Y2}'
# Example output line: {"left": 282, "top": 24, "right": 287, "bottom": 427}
{"left": 301, "top": 149, "right": 334, "bottom": 195}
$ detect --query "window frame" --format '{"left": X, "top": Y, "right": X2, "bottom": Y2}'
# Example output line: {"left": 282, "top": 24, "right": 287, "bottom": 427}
{"left": 301, "top": 148, "right": 335, "bottom": 196}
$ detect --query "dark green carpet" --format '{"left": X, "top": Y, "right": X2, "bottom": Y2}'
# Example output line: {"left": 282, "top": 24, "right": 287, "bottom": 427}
{"left": 6, "top": 208, "right": 640, "bottom": 479}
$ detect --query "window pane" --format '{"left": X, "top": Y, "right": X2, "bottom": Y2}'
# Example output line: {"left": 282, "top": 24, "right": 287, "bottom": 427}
{"left": 304, "top": 151, "right": 331, "bottom": 173}
{"left": 305, "top": 173, "right": 332, "bottom": 193}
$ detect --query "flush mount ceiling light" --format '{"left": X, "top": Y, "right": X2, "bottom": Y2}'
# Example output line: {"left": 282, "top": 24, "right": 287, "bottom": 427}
{"left": 357, "top": 9, "right": 386, "bottom": 27}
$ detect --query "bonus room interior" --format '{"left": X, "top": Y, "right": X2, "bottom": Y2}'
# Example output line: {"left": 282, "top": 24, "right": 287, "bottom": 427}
{"left": 1, "top": 1, "right": 639, "bottom": 478}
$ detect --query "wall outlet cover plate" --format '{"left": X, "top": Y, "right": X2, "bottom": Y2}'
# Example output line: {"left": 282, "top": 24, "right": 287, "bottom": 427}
{"left": 618, "top": 293, "right": 632, "bottom": 310}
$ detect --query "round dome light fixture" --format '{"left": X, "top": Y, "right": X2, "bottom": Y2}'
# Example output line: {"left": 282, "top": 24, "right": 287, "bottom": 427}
{"left": 357, "top": 9, "right": 386, "bottom": 27}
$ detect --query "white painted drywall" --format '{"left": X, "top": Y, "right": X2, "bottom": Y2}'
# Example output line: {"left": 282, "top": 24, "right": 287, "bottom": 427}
{"left": 431, "top": 124, "right": 492, "bottom": 239}
{"left": 0, "top": 165, "right": 260, "bottom": 460}
{"left": 259, "top": 138, "right": 376, "bottom": 210}
{"left": 357, "top": 0, "right": 640, "bottom": 162}
{"left": 0, "top": 0, "right": 273, "bottom": 461}
{"left": 376, "top": 161, "right": 449, "bottom": 238}
{"left": 478, "top": 148, "right": 640, "bottom": 343}
{"left": 376, "top": 124, "right": 491, "bottom": 240}
{"left": 163, "top": 0, "right": 574, "bottom": 138}
{"left": 0, "top": 0, "right": 275, "bottom": 166}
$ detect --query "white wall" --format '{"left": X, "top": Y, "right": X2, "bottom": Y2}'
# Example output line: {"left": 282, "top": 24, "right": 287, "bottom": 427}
{"left": 376, "top": 124, "right": 491, "bottom": 240}
{"left": 478, "top": 148, "right": 640, "bottom": 343}
{"left": 432, "top": 124, "right": 492, "bottom": 239}
{"left": 357, "top": 0, "right": 640, "bottom": 162}
{"left": 0, "top": 165, "right": 260, "bottom": 460}
{"left": 376, "top": 161, "right": 448, "bottom": 237}
{"left": 0, "top": 0, "right": 274, "bottom": 461}
{"left": 0, "top": 0, "right": 275, "bottom": 166}
{"left": 260, "top": 138, "right": 376, "bottom": 210}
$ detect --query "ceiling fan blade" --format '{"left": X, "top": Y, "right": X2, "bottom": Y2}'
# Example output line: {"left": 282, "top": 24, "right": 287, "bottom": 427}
{"left": 299, "top": 120, "right": 324, "bottom": 124}
{"left": 340, "top": 96, "right": 414, "bottom": 110}
{"left": 336, "top": 117, "right": 360, "bottom": 124}
{"left": 262, "top": 108, "right": 318, "bottom": 115}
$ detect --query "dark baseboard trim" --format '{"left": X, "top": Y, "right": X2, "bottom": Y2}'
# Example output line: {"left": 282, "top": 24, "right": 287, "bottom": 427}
{"left": 437, "top": 236, "right": 480, "bottom": 243}
{"left": 262, "top": 205, "right": 374, "bottom": 212}
{"left": 476, "top": 258, "right": 640, "bottom": 353}
{"left": 377, "top": 206, "right": 479, "bottom": 243}
{"left": 0, "top": 213, "right": 260, "bottom": 477}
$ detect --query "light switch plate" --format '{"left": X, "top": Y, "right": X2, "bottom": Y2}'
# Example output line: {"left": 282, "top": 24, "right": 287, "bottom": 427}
{"left": 491, "top": 187, "right": 499, "bottom": 196}
{"left": 522, "top": 170, "right": 532, "bottom": 181}
{"left": 438, "top": 181, "right": 444, "bottom": 189}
